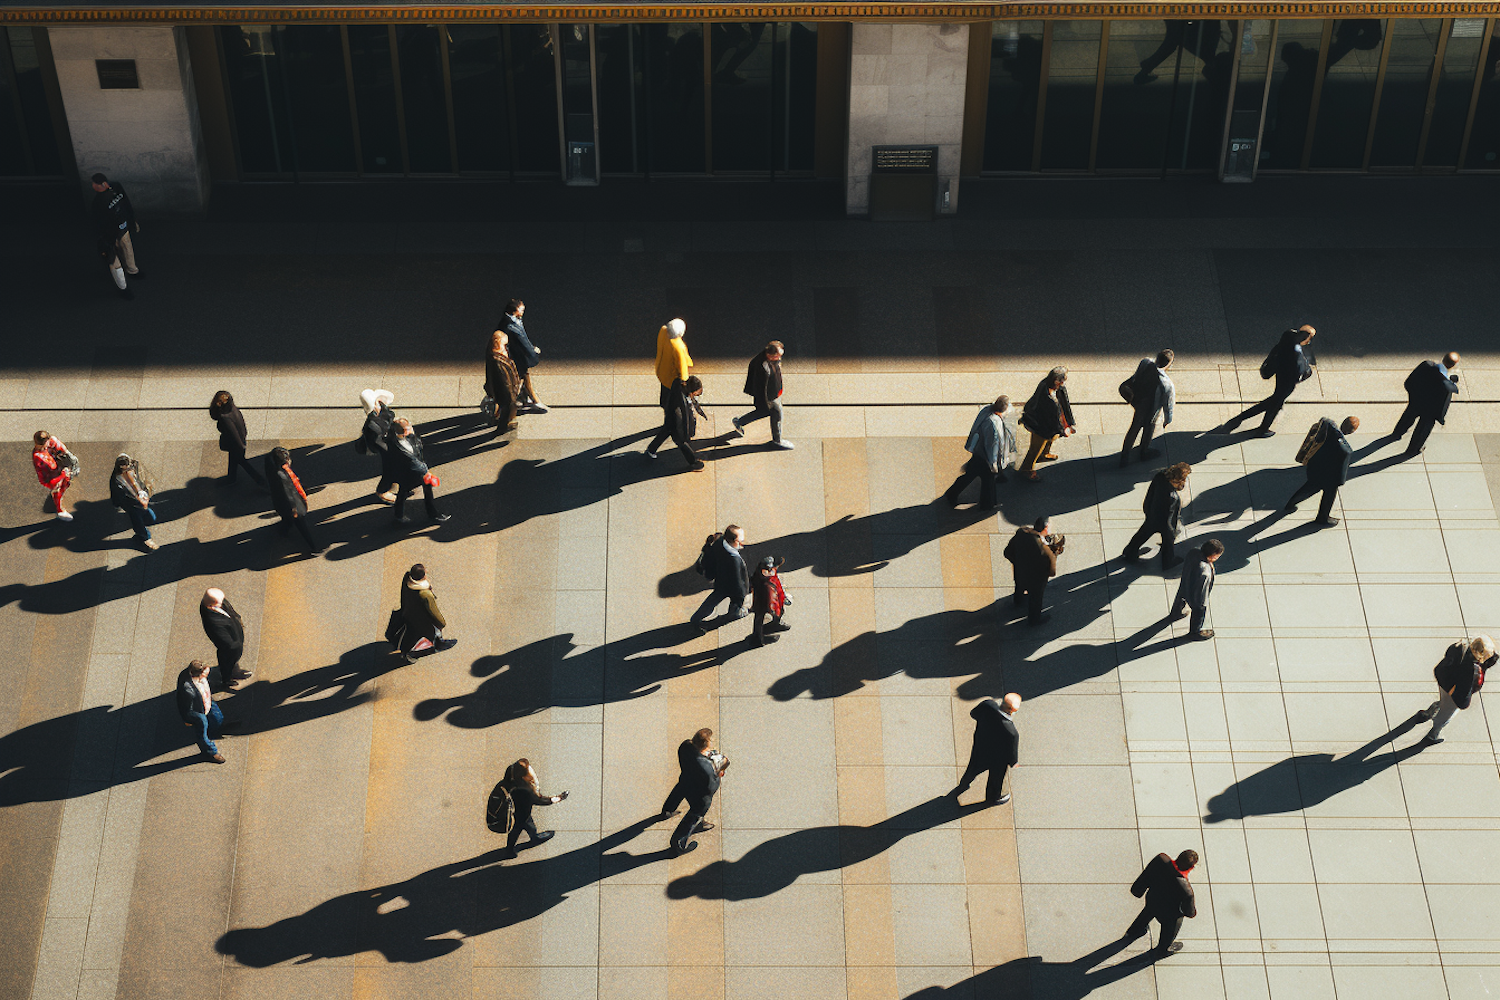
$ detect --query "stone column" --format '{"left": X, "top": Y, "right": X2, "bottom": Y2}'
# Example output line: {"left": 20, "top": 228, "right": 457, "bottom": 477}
{"left": 846, "top": 23, "right": 970, "bottom": 217}
{"left": 49, "top": 26, "right": 210, "bottom": 215}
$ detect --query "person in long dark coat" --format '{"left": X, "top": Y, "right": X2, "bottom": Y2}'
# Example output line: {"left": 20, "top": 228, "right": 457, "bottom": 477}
{"left": 484, "top": 330, "right": 522, "bottom": 435}
{"left": 1123, "top": 462, "right": 1190, "bottom": 570}
{"left": 360, "top": 389, "right": 397, "bottom": 503}
{"left": 1003, "top": 516, "right": 1059, "bottom": 625}
{"left": 1124, "top": 849, "right": 1199, "bottom": 957}
{"left": 951, "top": 693, "right": 1021, "bottom": 805}
{"left": 264, "top": 446, "right": 321, "bottom": 555}
{"left": 1390, "top": 352, "right": 1460, "bottom": 457}
{"left": 209, "top": 390, "right": 265, "bottom": 486}
{"left": 1227, "top": 325, "right": 1315, "bottom": 437}
{"left": 200, "top": 587, "right": 253, "bottom": 688}
{"left": 1286, "top": 416, "right": 1357, "bottom": 526}
{"left": 498, "top": 299, "right": 546, "bottom": 412}
{"left": 645, "top": 376, "right": 705, "bottom": 470}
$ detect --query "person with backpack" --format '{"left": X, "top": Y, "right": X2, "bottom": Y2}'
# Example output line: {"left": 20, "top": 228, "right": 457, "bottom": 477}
{"left": 358, "top": 389, "right": 398, "bottom": 503}
{"left": 1417, "top": 635, "right": 1496, "bottom": 744}
{"left": 1122, "top": 462, "right": 1190, "bottom": 570}
{"left": 1119, "top": 350, "right": 1175, "bottom": 466}
{"left": 750, "top": 555, "right": 792, "bottom": 646}
{"left": 1017, "top": 367, "right": 1076, "bottom": 482}
{"left": 208, "top": 390, "right": 265, "bottom": 487}
{"left": 944, "top": 395, "right": 1015, "bottom": 510}
{"left": 110, "top": 453, "right": 157, "bottom": 551}
{"left": 1226, "top": 325, "right": 1315, "bottom": 437}
{"left": 1286, "top": 416, "right": 1357, "bottom": 527}
{"left": 731, "top": 340, "right": 793, "bottom": 450}
{"left": 645, "top": 375, "right": 707, "bottom": 470}
{"left": 489, "top": 758, "right": 568, "bottom": 859}
{"left": 91, "top": 173, "right": 142, "bottom": 300}
{"left": 690, "top": 525, "right": 750, "bottom": 629}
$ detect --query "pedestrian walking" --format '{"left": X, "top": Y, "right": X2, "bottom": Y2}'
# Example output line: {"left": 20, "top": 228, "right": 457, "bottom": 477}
{"left": 1018, "top": 367, "right": 1076, "bottom": 481}
{"left": 1122, "top": 462, "right": 1190, "bottom": 570}
{"left": 90, "top": 173, "right": 142, "bottom": 300}
{"left": 659, "top": 728, "right": 729, "bottom": 856}
{"left": 1390, "top": 352, "right": 1460, "bottom": 457}
{"left": 1123, "top": 850, "right": 1199, "bottom": 957}
{"left": 1418, "top": 635, "right": 1496, "bottom": 744}
{"left": 399, "top": 563, "right": 458, "bottom": 664}
{"left": 1003, "top": 516, "right": 1061, "bottom": 625}
{"left": 177, "top": 659, "right": 228, "bottom": 764}
{"left": 645, "top": 376, "right": 707, "bottom": 470}
{"left": 200, "top": 588, "right": 253, "bottom": 689}
{"left": 1286, "top": 416, "right": 1357, "bottom": 526}
{"left": 264, "top": 447, "right": 323, "bottom": 555}
{"left": 1119, "top": 350, "right": 1175, "bottom": 466}
{"left": 390, "top": 418, "right": 451, "bottom": 525}
{"left": 654, "top": 318, "right": 692, "bottom": 409}
{"left": 944, "top": 395, "right": 1016, "bottom": 511}
{"left": 31, "top": 430, "right": 75, "bottom": 521}
{"left": 1226, "top": 325, "right": 1315, "bottom": 437}
{"left": 690, "top": 525, "right": 751, "bottom": 628}
{"left": 484, "top": 331, "right": 522, "bottom": 434}
{"left": 951, "top": 693, "right": 1021, "bottom": 805}
{"left": 358, "top": 389, "right": 398, "bottom": 503}
{"left": 750, "top": 555, "right": 792, "bottom": 646}
{"left": 1170, "top": 539, "right": 1222, "bottom": 641}
{"left": 208, "top": 391, "right": 265, "bottom": 487}
{"left": 498, "top": 299, "right": 547, "bottom": 413}
{"left": 109, "top": 454, "right": 157, "bottom": 551}
{"left": 497, "top": 758, "right": 568, "bottom": 859}
{"left": 731, "top": 341, "right": 793, "bottom": 450}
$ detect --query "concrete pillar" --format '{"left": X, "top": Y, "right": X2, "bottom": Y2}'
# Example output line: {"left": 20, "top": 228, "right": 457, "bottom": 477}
{"left": 846, "top": 23, "right": 970, "bottom": 217}
{"left": 49, "top": 26, "right": 209, "bottom": 215}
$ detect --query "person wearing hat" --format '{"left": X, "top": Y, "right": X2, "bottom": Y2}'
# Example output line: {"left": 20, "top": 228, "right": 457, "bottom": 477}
{"left": 750, "top": 555, "right": 792, "bottom": 646}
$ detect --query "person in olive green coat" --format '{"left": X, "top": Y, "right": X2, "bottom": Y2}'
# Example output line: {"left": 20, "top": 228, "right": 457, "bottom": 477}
{"left": 399, "top": 563, "right": 457, "bottom": 663}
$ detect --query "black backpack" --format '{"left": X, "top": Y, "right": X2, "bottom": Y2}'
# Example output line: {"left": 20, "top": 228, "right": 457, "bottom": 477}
{"left": 694, "top": 533, "right": 722, "bottom": 579}
{"left": 1260, "top": 340, "right": 1286, "bottom": 380}
{"left": 486, "top": 780, "right": 515, "bottom": 834}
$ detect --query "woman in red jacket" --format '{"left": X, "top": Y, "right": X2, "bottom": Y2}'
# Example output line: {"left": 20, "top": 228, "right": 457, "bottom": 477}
{"left": 32, "top": 430, "right": 74, "bottom": 521}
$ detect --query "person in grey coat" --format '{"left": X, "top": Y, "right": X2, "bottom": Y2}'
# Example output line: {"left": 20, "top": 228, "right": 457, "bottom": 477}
{"left": 498, "top": 298, "right": 547, "bottom": 413}
{"left": 1120, "top": 350, "right": 1175, "bottom": 466}
{"left": 1170, "top": 539, "right": 1222, "bottom": 640}
{"left": 1286, "top": 416, "right": 1357, "bottom": 526}
{"left": 1419, "top": 635, "right": 1496, "bottom": 744}
{"left": 691, "top": 525, "right": 751, "bottom": 628}
{"left": 944, "top": 395, "right": 1016, "bottom": 511}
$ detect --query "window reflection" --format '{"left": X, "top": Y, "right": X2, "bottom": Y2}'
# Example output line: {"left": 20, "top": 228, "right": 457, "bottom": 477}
{"left": 982, "top": 21, "right": 1043, "bottom": 171}
{"left": 348, "top": 25, "right": 401, "bottom": 174}
{"left": 1309, "top": 19, "right": 1384, "bottom": 167}
{"left": 1463, "top": 27, "right": 1500, "bottom": 169}
{"left": 1261, "top": 20, "right": 1324, "bottom": 169}
{"left": 1040, "top": 20, "right": 1101, "bottom": 170}
{"left": 1424, "top": 20, "right": 1483, "bottom": 168}
{"left": 1368, "top": 19, "right": 1441, "bottom": 168}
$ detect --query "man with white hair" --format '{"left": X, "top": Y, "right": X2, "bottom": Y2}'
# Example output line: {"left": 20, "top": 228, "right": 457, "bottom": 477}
{"left": 1420, "top": 635, "right": 1496, "bottom": 744}
{"left": 951, "top": 692, "right": 1021, "bottom": 806}
{"left": 200, "top": 588, "right": 253, "bottom": 689}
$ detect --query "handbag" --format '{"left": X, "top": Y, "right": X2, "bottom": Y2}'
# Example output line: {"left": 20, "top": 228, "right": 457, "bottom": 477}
{"left": 384, "top": 609, "right": 405, "bottom": 648}
{"left": 478, "top": 395, "right": 497, "bottom": 423}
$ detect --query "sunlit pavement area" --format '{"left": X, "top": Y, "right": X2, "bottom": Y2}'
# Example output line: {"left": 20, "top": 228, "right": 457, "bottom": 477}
{"left": 5, "top": 176, "right": 1500, "bottom": 999}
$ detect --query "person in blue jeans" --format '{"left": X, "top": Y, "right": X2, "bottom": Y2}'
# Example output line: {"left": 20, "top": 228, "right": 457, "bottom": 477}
{"left": 176, "top": 659, "right": 228, "bottom": 763}
{"left": 110, "top": 454, "right": 157, "bottom": 550}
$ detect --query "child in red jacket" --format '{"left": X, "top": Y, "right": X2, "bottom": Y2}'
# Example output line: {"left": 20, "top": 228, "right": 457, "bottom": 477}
{"left": 751, "top": 555, "right": 792, "bottom": 646}
{"left": 32, "top": 431, "right": 74, "bottom": 521}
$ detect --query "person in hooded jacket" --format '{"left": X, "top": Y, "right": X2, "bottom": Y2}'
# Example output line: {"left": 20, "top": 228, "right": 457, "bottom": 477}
{"left": 1120, "top": 351, "right": 1176, "bottom": 466}
{"left": 645, "top": 376, "right": 706, "bottom": 470}
{"left": 359, "top": 389, "right": 398, "bottom": 503}
{"left": 399, "top": 562, "right": 458, "bottom": 664}
{"left": 209, "top": 391, "right": 265, "bottom": 487}
{"left": 264, "top": 446, "right": 322, "bottom": 555}
{"left": 1227, "top": 325, "right": 1315, "bottom": 437}
{"left": 1122, "top": 462, "right": 1190, "bottom": 570}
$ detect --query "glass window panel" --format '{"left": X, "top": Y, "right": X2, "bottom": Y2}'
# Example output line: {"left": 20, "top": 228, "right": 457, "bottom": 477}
{"left": 1426, "top": 20, "right": 1483, "bottom": 168}
{"left": 220, "top": 26, "right": 291, "bottom": 175}
{"left": 1369, "top": 19, "right": 1442, "bottom": 167}
{"left": 596, "top": 24, "right": 643, "bottom": 173}
{"left": 506, "top": 25, "right": 560, "bottom": 174}
{"left": 397, "top": 25, "right": 451, "bottom": 173}
{"left": 1164, "top": 21, "right": 1232, "bottom": 170}
{"left": 276, "top": 25, "right": 356, "bottom": 173}
{"left": 447, "top": 25, "right": 508, "bottom": 173}
{"left": 776, "top": 22, "right": 817, "bottom": 172}
{"left": 1098, "top": 20, "right": 1227, "bottom": 170}
{"left": 0, "top": 30, "right": 28, "bottom": 175}
{"left": 711, "top": 22, "right": 773, "bottom": 171}
{"left": 6, "top": 28, "right": 61, "bottom": 175}
{"left": 982, "top": 20, "right": 1043, "bottom": 171}
{"left": 348, "top": 26, "right": 401, "bottom": 173}
{"left": 1233, "top": 19, "right": 1274, "bottom": 112}
{"left": 1308, "top": 19, "right": 1384, "bottom": 167}
{"left": 1261, "top": 19, "right": 1324, "bottom": 168}
{"left": 1039, "top": 20, "right": 1101, "bottom": 170}
{"left": 643, "top": 23, "right": 705, "bottom": 173}
{"left": 1462, "top": 26, "right": 1499, "bottom": 169}
{"left": 558, "top": 23, "right": 593, "bottom": 145}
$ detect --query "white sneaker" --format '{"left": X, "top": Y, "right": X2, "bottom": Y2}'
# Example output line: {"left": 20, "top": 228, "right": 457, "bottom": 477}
{"left": 527, "top": 403, "right": 550, "bottom": 414}
{"left": 770, "top": 440, "right": 795, "bottom": 450}
{"left": 644, "top": 450, "right": 658, "bottom": 460}
{"left": 55, "top": 511, "right": 73, "bottom": 521}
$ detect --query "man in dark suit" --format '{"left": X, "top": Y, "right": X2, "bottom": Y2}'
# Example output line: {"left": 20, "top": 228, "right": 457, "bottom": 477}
{"left": 951, "top": 693, "right": 1021, "bottom": 805}
{"left": 1123, "top": 462, "right": 1189, "bottom": 570}
{"left": 1391, "top": 352, "right": 1459, "bottom": 457}
{"left": 1170, "top": 539, "right": 1222, "bottom": 641}
{"left": 200, "top": 588, "right": 253, "bottom": 689}
{"left": 1420, "top": 635, "right": 1496, "bottom": 744}
{"left": 1286, "top": 416, "right": 1357, "bottom": 526}
{"left": 1227, "top": 325, "right": 1315, "bottom": 437}
{"left": 1124, "top": 849, "right": 1199, "bottom": 957}
{"left": 1017, "top": 367, "right": 1076, "bottom": 481}
{"left": 1003, "top": 516, "right": 1059, "bottom": 625}
{"left": 691, "top": 525, "right": 751, "bottom": 628}
{"left": 177, "top": 659, "right": 228, "bottom": 763}
{"left": 663, "top": 728, "right": 727, "bottom": 855}
{"left": 499, "top": 298, "right": 547, "bottom": 413}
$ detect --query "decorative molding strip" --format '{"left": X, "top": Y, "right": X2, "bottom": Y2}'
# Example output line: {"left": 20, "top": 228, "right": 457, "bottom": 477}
{"left": 3, "top": 1, "right": 1498, "bottom": 23}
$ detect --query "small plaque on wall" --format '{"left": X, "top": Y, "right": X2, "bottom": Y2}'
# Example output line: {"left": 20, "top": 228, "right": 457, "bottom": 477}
{"left": 872, "top": 145, "right": 937, "bottom": 174}
{"left": 96, "top": 60, "right": 140, "bottom": 90}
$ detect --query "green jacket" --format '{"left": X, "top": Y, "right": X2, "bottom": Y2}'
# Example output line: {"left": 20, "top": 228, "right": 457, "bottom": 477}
{"left": 399, "top": 575, "right": 446, "bottom": 646}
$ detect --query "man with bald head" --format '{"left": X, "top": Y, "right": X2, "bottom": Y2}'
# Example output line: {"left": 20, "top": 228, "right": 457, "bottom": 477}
{"left": 200, "top": 588, "right": 252, "bottom": 689}
{"left": 951, "top": 692, "right": 1021, "bottom": 806}
{"left": 1392, "top": 352, "right": 1460, "bottom": 457}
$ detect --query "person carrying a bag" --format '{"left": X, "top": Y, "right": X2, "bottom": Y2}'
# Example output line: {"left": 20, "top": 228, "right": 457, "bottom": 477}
{"left": 110, "top": 453, "right": 157, "bottom": 550}
{"left": 32, "top": 430, "right": 75, "bottom": 521}
{"left": 1227, "top": 325, "right": 1316, "bottom": 437}
{"left": 390, "top": 418, "right": 451, "bottom": 526}
{"left": 484, "top": 330, "right": 522, "bottom": 435}
{"left": 496, "top": 758, "right": 568, "bottom": 859}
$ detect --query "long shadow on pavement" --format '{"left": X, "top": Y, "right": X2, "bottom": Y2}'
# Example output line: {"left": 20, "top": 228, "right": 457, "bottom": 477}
{"left": 902, "top": 940, "right": 1157, "bottom": 999}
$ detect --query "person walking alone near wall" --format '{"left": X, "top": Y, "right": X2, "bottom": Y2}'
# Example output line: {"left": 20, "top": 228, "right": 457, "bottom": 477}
{"left": 944, "top": 395, "right": 1015, "bottom": 511}
{"left": 732, "top": 341, "right": 793, "bottom": 450}
{"left": 498, "top": 299, "right": 547, "bottom": 413}
{"left": 91, "top": 173, "right": 142, "bottom": 300}
{"left": 1018, "top": 368, "right": 1076, "bottom": 482}
{"left": 1120, "top": 350, "right": 1175, "bottom": 466}
{"left": 1226, "top": 325, "right": 1315, "bottom": 437}
{"left": 1417, "top": 635, "right": 1496, "bottom": 744}
{"left": 32, "top": 430, "right": 74, "bottom": 521}
{"left": 1122, "top": 462, "right": 1190, "bottom": 570}
{"left": 209, "top": 391, "right": 265, "bottom": 487}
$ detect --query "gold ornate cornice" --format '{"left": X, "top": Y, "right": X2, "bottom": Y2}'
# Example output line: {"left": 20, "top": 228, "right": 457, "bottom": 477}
{"left": 2, "top": 1, "right": 1497, "bottom": 21}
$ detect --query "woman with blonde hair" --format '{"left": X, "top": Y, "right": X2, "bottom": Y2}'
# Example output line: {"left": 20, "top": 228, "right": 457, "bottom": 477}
{"left": 500, "top": 757, "right": 568, "bottom": 859}
{"left": 484, "top": 330, "right": 522, "bottom": 434}
{"left": 654, "top": 318, "right": 692, "bottom": 409}
{"left": 32, "top": 430, "right": 75, "bottom": 521}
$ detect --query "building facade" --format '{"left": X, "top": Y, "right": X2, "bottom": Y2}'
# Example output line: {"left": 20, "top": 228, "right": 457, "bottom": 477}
{"left": 2, "top": 7, "right": 1497, "bottom": 215}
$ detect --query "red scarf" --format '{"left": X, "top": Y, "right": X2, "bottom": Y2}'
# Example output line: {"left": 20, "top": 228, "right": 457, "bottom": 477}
{"left": 285, "top": 464, "right": 308, "bottom": 501}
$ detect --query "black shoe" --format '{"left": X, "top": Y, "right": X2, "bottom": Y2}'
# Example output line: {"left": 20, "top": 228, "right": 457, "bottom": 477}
{"left": 658, "top": 808, "right": 681, "bottom": 819}
{"left": 530, "top": 830, "right": 555, "bottom": 845}
{"left": 1153, "top": 942, "right": 1183, "bottom": 957}
{"left": 1258, "top": 428, "right": 1276, "bottom": 438}
{"left": 395, "top": 515, "right": 412, "bottom": 525}
{"left": 673, "top": 840, "right": 699, "bottom": 856}
{"left": 435, "top": 638, "right": 458, "bottom": 651}
{"left": 430, "top": 512, "right": 452, "bottom": 523}
{"left": 988, "top": 793, "right": 1011, "bottom": 806}
{"left": 1012, "top": 593, "right": 1024, "bottom": 606}
{"left": 1403, "top": 448, "right": 1424, "bottom": 459}
{"left": 1121, "top": 549, "right": 1141, "bottom": 563}
{"left": 694, "top": 822, "right": 715, "bottom": 833}
{"left": 1315, "top": 517, "right": 1340, "bottom": 527}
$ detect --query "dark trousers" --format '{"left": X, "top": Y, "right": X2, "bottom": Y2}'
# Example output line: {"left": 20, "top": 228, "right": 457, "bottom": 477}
{"left": 692, "top": 586, "right": 745, "bottom": 623}
{"left": 672, "top": 802, "right": 711, "bottom": 850}
{"left": 1126, "top": 905, "right": 1184, "bottom": 953}
{"left": 956, "top": 747, "right": 1008, "bottom": 801}
{"left": 752, "top": 611, "right": 784, "bottom": 643}
{"left": 1287, "top": 479, "right": 1337, "bottom": 521}
{"left": 647, "top": 423, "right": 698, "bottom": 465}
{"left": 1014, "top": 574, "right": 1047, "bottom": 623}
{"left": 1171, "top": 593, "right": 1207, "bottom": 634}
{"left": 125, "top": 504, "right": 156, "bottom": 541}
{"left": 1125, "top": 522, "right": 1175, "bottom": 567}
{"left": 215, "top": 644, "right": 243, "bottom": 682}
{"left": 1232, "top": 385, "right": 1294, "bottom": 431}
{"left": 737, "top": 399, "right": 783, "bottom": 443}
{"left": 515, "top": 359, "right": 535, "bottom": 404}
{"left": 661, "top": 781, "right": 688, "bottom": 816}
{"left": 394, "top": 481, "right": 439, "bottom": 520}
{"left": 507, "top": 815, "right": 539, "bottom": 850}
{"left": 1120, "top": 409, "right": 1157, "bottom": 461}
{"left": 187, "top": 701, "right": 224, "bottom": 755}
{"left": 226, "top": 447, "right": 265, "bottom": 485}
{"left": 278, "top": 511, "right": 319, "bottom": 553}
{"left": 945, "top": 454, "right": 999, "bottom": 509}
{"left": 1393, "top": 403, "right": 1437, "bottom": 453}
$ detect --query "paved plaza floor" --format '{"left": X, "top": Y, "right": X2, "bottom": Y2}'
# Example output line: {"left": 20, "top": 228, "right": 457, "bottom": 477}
{"left": 3, "top": 176, "right": 1500, "bottom": 1000}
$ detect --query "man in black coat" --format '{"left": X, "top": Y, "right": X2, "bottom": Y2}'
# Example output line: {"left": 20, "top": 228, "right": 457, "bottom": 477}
{"left": 663, "top": 728, "right": 727, "bottom": 855}
{"left": 200, "top": 588, "right": 253, "bottom": 689}
{"left": 90, "top": 172, "right": 142, "bottom": 300}
{"left": 499, "top": 298, "right": 547, "bottom": 413}
{"left": 1123, "top": 849, "right": 1199, "bottom": 957}
{"left": 176, "top": 659, "right": 228, "bottom": 763}
{"left": 731, "top": 340, "right": 793, "bottom": 450}
{"left": 1123, "top": 462, "right": 1189, "bottom": 570}
{"left": 1286, "top": 416, "right": 1357, "bottom": 526}
{"left": 645, "top": 376, "right": 705, "bottom": 470}
{"left": 264, "top": 446, "right": 323, "bottom": 555}
{"left": 1170, "top": 539, "right": 1222, "bottom": 641}
{"left": 691, "top": 525, "right": 751, "bottom": 628}
{"left": 1018, "top": 367, "right": 1076, "bottom": 480}
{"left": 1390, "top": 352, "right": 1459, "bottom": 457}
{"left": 951, "top": 693, "right": 1021, "bottom": 805}
{"left": 1420, "top": 635, "right": 1496, "bottom": 744}
{"left": 1227, "top": 325, "right": 1315, "bottom": 437}
{"left": 1003, "top": 516, "right": 1059, "bottom": 625}
{"left": 390, "top": 418, "right": 451, "bottom": 526}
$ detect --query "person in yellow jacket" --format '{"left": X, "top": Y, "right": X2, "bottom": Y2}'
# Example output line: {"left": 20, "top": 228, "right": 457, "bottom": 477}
{"left": 655, "top": 318, "right": 692, "bottom": 408}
